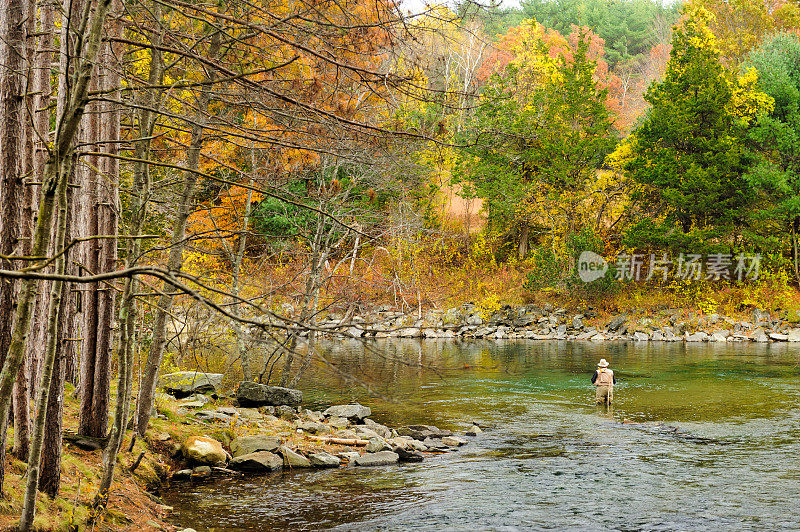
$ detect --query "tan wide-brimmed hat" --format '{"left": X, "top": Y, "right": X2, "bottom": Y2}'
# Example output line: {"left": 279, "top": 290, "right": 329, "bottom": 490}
{"left": 597, "top": 359, "right": 609, "bottom": 367}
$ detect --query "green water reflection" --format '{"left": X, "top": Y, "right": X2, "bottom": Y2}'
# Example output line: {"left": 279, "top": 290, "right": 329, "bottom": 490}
{"left": 302, "top": 339, "right": 800, "bottom": 426}
{"left": 163, "top": 340, "right": 800, "bottom": 531}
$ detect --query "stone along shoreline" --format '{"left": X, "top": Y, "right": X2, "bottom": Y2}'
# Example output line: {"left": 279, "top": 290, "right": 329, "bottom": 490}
{"left": 306, "top": 304, "right": 800, "bottom": 344}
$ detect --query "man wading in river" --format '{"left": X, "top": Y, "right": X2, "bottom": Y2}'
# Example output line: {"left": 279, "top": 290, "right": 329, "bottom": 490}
{"left": 592, "top": 359, "right": 615, "bottom": 405}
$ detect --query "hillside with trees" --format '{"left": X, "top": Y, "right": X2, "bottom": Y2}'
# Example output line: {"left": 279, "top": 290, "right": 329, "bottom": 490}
{"left": 1, "top": 0, "right": 800, "bottom": 528}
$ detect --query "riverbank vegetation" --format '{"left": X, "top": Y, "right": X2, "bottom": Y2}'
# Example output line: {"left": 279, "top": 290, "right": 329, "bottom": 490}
{"left": 2, "top": 0, "right": 800, "bottom": 528}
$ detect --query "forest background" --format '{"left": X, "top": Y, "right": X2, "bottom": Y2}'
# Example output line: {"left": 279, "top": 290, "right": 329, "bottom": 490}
{"left": 1, "top": 0, "right": 800, "bottom": 528}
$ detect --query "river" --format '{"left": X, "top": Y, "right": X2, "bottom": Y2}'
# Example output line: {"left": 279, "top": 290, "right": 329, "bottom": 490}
{"left": 162, "top": 339, "right": 800, "bottom": 530}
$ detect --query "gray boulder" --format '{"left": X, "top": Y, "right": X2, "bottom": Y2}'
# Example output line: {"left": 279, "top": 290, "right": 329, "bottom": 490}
{"left": 172, "top": 469, "right": 192, "bottom": 480}
{"left": 388, "top": 436, "right": 427, "bottom": 451}
{"left": 422, "top": 437, "right": 449, "bottom": 450}
{"left": 466, "top": 314, "right": 483, "bottom": 326}
{"left": 393, "top": 446, "right": 424, "bottom": 463}
{"left": 275, "top": 405, "right": 299, "bottom": 419}
{"left": 397, "top": 425, "right": 452, "bottom": 441}
{"left": 229, "top": 451, "right": 283, "bottom": 472}
{"left": 354, "top": 451, "right": 399, "bottom": 466}
{"left": 685, "top": 332, "right": 708, "bottom": 342}
{"left": 346, "top": 326, "right": 363, "bottom": 338}
{"left": 750, "top": 328, "right": 769, "bottom": 343}
{"left": 441, "top": 435, "right": 468, "bottom": 447}
{"left": 363, "top": 418, "right": 392, "bottom": 438}
{"left": 297, "top": 421, "right": 329, "bottom": 434}
{"left": 323, "top": 404, "right": 371, "bottom": 420}
{"left": 309, "top": 452, "right": 341, "bottom": 468}
{"left": 160, "top": 371, "right": 223, "bottom": 396}
{"left": 355, "top": 427, "right": 382, "bottom": 440}
{"left": 365, "top": 437, "right": 392, "bottom": 453}
{"left": 327, "top": 416, "right": 350, "bottom": 429}
{"left": 230, "top": 435, "right": 280, "bottom": 458}
{"left": 788, "top": 328, "right": 800, "bottom": 342}
{"left": 236, "top": 381, "right": 302, "bottom": 407}
{"left": 337, "top": 451, "right": 361, "bottom": 463}
{"left": 465, "top": 425, "right": 482, "bottom": 436}
{"left": 280, "top": 446, "right": 312, "bottom": 468}
{"left": 194, "top": 410, "right": 232, "bottom": 423}
{"left": 608, "top": 315, "right": 627, "bottom": 332}
{"left": 399, "top": 327, "right": 421, "bottom": 338}
{"left": 711, "top": 332, "right": 728, "bottom": 342}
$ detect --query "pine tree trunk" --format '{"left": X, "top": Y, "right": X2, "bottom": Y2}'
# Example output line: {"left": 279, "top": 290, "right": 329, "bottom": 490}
{"left": 19, "top": 154, "right": 70, "bottom": 532}
{"left": 76, "top": 83, "right": 107, "bottom": 437}
{"left": 0, "top": 0, "right": 115, "bottom": 477}
{"left": 77, "top": 2, "right": 120, "bottom": 439}
{"left": 32, "top": 0, "right": 64, "bottom": 500}
{"left": 0, "top": 0, "right": 30, "bottom": 489}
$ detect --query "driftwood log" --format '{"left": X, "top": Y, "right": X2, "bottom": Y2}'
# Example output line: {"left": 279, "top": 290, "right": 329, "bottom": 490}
{"left": 306, "top": 435, "right": 369, "bottom": 446}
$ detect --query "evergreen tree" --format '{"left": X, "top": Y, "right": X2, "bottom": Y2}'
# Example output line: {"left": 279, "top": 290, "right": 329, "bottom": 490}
{"left": 744, "top": 33, "right": 800, "bottom": 278}
{"left": 625, "top": 6, "right": 767, "bottom": 243}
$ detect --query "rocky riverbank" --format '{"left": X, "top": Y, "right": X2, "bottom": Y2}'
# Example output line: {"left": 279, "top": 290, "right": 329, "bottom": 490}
{"left": 155, "top": 375, "right": 478, "bottom": 522}
{"left": 302, "top": 303, "right": 800, "bottom": 343}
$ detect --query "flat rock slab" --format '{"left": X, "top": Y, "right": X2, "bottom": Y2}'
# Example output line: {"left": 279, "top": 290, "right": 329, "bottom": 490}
{"left": 354, "top": 451, "right": 399, "bottom": 467}
{"left": 230, "top": 435, "right": 280, "bottom": 458}
{"left": 297, "top": 421, "right": 330, "bottom": 434}
{"left": 323, "top": 404, "right": 371, "bottom": 420}
{"left": 397, "top": 425, "right": 452, "bottom": 441}
{"left": 236, "top": 381, "right": 303, "bottom": 407}
{"left": 195, "top": 410, "right": 232, "bottom": 423}
{"left": 309, "top": 452, "right": 341, "bottom": 468}
{"left": 441, "top": 435, "right": 468, "bottom": 447}
{"left": 229, "top": 451, "right": 283, "bottom": 472}
{"left": 160, "top": 371, "right": 223, "bottom": 396}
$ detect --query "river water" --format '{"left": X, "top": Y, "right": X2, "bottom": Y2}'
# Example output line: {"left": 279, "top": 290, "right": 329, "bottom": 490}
{"left": 163, "top": 340, "right": 800, "bottom": 530}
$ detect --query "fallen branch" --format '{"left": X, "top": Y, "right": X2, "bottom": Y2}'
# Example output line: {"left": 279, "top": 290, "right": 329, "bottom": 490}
{"left": 129, "top": 451, "right": 146, "bottom": 473}
{"left": 306, "top": 435, "right": 369, "bottom": 446}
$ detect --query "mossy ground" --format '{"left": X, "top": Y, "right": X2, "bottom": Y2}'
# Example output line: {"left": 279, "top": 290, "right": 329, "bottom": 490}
{"left": 0, "top": 385, "right": 173, "bottom": 532}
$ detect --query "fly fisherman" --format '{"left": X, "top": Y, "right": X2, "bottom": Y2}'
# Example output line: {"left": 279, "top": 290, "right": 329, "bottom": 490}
{"left": 592, "top": 359, "right": 615, "bottom": 405}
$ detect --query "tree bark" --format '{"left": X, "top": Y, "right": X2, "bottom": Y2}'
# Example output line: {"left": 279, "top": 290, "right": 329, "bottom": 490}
{"left": 76, "top": 70, "right": 107, "bottom": 438}
{"left": 0, "top": 0, "right": 115, "bottom": 471}
{"left": 77, "top": 0, "right": 122, "bottom": 439}
{"left": 19, "top": 154, "right": 70, "bottom": 532}
{"left": 35, "top": 0, "right": 65, "bottom": 499}
{"left": 0, "top": 0, "right": 30, "bottom": 487}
